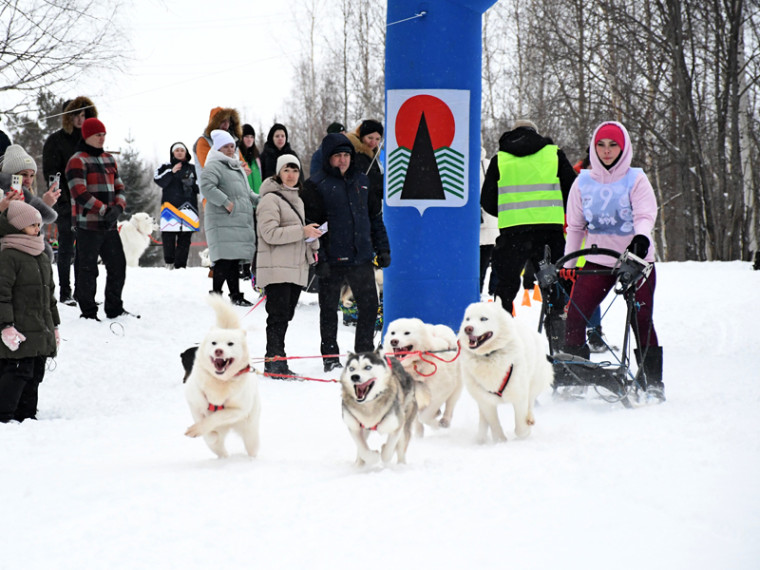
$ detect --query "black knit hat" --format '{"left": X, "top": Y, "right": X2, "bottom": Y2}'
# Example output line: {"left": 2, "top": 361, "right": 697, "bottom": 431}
{"left": 359, "top": 119, "right": 383, "bottom": 138}
{"left": 242, "top": 123, "right": 255, "bottom": 137}
{"left": 327, "top": 122, "right": 345, "bottom": 134}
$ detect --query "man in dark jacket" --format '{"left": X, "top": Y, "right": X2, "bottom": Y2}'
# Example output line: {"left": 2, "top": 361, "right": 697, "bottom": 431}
{"left": 481, "top": 119, "right": 576, "bottom": 350}
{"left": 42, "top": 96, "right": 98, "bottom": 305}
{"left": 65, "top": 118, "right": 129, "bottom": 321}
{"left": 303, "top": 133, "right": 391, "bottom": 372}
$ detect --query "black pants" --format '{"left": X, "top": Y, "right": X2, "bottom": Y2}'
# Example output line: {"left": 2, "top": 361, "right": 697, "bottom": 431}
{"left": 212, "top": 259, "right": 241, "bottom": 296}
{"left": 0, "top": 357, "right": 47, "bottom": 422}
{"left": 56, "top": 216, "right": 76, "bottom": 299}
{"left": 264, "top": 282, "right": 302, "bottom": 358}
{"left": 318, "top": 263, "right": 378, "bottom": 358}
{"left": 161, "top": 231, "right": 192, "bottom": 268}
{"left": 75, "top": 228, "right": 126, "bottom": 318}
{"left": 492, "top": 229, "right": 566, "bottom": 314}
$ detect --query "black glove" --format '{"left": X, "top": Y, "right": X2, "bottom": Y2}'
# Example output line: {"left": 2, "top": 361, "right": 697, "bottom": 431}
{"left": 103, "top": 205, "right": 123, "bottom": 226}
{"left": 626, "top": 234, "right": 650, "bottom": 258}
{"left": 315, "top": 261, "right": 330, "bottom": 279}
{"left": 376, "top": 251, "right": 391, "bottom": 268}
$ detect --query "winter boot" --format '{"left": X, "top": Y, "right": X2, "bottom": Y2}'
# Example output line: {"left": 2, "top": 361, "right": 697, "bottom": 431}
{"left": 263, "top": 357, "right": 297, "bottom": 379}
{"left": 323, "top": 358, "right": 343, "bottom": 373}
{"left": 562, "top": 343, "right": 590, "bottom": 360}
{"left": 230, "top": 293, "right": 253, "bottom": 307}
{"left": 635, "top": 346, "right": 665, "bottom": 402}
{"left": 544, "top": 311, "right": 566, "bottom": 353}
{"left": 587, "top": 326, "right": 606, "bottom": 353}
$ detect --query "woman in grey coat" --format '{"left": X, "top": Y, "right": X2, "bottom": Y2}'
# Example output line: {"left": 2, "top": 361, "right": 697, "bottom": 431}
{"left": 256, "top": 155, "right": 321, "bottom": 377}
{"left": 200, "top": 130, "right": 259, "bottom": 306}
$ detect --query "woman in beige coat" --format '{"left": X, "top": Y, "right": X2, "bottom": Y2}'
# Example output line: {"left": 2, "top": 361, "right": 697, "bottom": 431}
{"left": 256, "top": 155, "right": 322, "bottom": 377}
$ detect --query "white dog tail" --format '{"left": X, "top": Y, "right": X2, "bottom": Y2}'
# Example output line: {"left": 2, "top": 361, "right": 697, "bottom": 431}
{"left": 207, "top": 294, "right": 241, "bottom": 330}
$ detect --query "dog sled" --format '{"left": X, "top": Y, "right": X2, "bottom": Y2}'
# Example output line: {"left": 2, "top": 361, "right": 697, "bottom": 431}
{"left": 535, "top": 246, "right": 654, "bottom": 408}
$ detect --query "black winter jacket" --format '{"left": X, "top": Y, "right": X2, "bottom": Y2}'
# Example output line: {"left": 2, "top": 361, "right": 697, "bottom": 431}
{"left": 302, "top": 133, "right": 389, "bottom": 267}
{"left": 259, "top": 124, "right": 302, "bottom": 181}
{"left": 153, "top": 145, "right": 199, "bottom": 225}
{"left": 42, "top": 127, "right": 82, "bottom": 218}
{"left": 481, "top": 127, "right": 576, "bottom": 234}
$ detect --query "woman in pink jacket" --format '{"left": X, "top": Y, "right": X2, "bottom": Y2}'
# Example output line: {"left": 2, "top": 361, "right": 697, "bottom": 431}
{"left": 563, "top": 121, "right": 664, "bottom": 401}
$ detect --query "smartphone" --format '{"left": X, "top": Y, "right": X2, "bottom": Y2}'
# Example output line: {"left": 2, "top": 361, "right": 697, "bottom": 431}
{"left": 10, "top": 174, "right": 23, "bottom": 193}
{"left": 49, "top": 172, "right": 61, "bottom": 185}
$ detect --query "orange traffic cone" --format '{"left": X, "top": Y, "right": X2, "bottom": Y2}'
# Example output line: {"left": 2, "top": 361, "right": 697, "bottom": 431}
{"left": 521, "top": 289, "right": 531, "bottom": 307}
{"left": 511, "top": 304, "right": 517, "bottom": 317}
{"left": 533, "top": 284, "right": 542, "bottom": 302}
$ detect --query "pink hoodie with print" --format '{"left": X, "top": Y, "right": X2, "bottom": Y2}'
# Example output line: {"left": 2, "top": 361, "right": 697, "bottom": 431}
{"left": 564, "top": 121, "right": 657, "bottom": 267}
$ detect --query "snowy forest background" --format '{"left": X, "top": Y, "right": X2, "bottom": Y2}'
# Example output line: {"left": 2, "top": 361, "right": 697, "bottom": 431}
{"left": 3, "top": 0, "right": 760, "bottom": 263}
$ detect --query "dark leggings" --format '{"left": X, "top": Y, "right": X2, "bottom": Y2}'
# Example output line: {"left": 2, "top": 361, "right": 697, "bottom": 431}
{"left": 565, "top": 262, "right": 659, "bottom": 348}
{"left": 212, "top": 259, "right": 242, "bottom": 295}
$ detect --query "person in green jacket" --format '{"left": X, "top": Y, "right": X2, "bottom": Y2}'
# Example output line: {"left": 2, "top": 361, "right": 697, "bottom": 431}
{"left": 0, "top": 201, "right": 60, "bottom": 422}
{"left": 240, "top": 124, "right": 262, "bottom": 194}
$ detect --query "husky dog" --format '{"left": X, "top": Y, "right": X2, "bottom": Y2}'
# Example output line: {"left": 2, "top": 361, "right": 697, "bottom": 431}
{"left": 458, "top": 301, "right": 554, "bottom": 443}
{"left": 383, "top": 318, "right": 462, "bottom": 436}
{"left": 118, "top": 212, "right": 158, "bottom": 267}
{"left": 184, "top": 295, "right": 260, "bottom": 458}
{"left": 339, "top": 268, "right": 384, "bottom": 308}
{"left": 340, "top": 349, "right": 419, "bottom": 466}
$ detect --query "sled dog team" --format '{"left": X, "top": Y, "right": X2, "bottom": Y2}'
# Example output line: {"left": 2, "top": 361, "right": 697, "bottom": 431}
{"left": 184, "top": 296, "right": 553, "bottom": 464}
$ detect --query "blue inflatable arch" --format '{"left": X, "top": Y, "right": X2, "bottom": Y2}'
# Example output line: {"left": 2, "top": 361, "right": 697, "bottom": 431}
{"left": 384, "top": 0, "right": 497, "bottom": 331}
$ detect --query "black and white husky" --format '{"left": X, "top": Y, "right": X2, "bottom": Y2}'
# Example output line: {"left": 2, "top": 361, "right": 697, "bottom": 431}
{"left": 340, "top": 349, "right": 422, "bottom": 466}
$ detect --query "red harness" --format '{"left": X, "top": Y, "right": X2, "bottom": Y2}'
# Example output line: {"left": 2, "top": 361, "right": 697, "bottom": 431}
{"left": 206, "top": 365, "right": 252, "bottom": 412}
{"left": 490, "top": 365, "right": 514, "bottom": 397}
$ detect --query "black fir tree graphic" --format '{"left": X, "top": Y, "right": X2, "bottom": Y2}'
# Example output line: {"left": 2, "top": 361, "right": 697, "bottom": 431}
{"left": 401, "top": 112, "right": 445, "bottom": 200}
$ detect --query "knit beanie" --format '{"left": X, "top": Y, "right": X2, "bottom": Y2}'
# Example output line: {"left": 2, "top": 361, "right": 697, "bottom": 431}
{"left": 211, "top": 129, "right": 235, "bottom": 150}
{"left": 595, "top": 123, "right": 625, "bottom": 151}
{"left": 7, "top": 200, "right": 42, "bottom": 230}
{"left": 242, "top": 124, "right": 255, "bottom": 137}
{"left": 327, "top": 122, "right": 345, "bottom": 134}
{"left": 81, "top": 117, "right": 106, "bottom": 140}
{"left": 1, "top": 144, "right": 37, "bottom": 174}
{"left": 359, "top": 119, "right": 383, "bottom": 138}
{"left": 511, "top": 119, "right": 538, "bottom": 132}
{"left": 276, "top": 154, "right": 300, "bottom": 175}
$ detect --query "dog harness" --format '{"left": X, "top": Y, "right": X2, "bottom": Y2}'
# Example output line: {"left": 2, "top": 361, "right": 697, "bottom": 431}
{"left": 205, "top": 365, "right": 252, "bottom": 412}
{"left": 490, "top": 365, "right": 514, "bottom": 397}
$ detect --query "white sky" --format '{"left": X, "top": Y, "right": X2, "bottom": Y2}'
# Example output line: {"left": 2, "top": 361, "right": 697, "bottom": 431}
{"left": 74, "top": 0, "right": 308, "bottom": 164}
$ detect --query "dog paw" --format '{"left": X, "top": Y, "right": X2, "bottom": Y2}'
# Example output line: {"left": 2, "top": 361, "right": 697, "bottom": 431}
{"left": 361, "top": 450, "right": 380, "bottom": 466}
{"left": 185, "top": 424, "right": 204, "bottom": 437}
{"left": 439, "top": 417, "right": 450, "bottom": 428}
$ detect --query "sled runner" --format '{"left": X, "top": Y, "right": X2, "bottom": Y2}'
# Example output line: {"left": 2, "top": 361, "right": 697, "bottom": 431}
{"left": 535, "top": 246, "right": 654, "bottom": 408}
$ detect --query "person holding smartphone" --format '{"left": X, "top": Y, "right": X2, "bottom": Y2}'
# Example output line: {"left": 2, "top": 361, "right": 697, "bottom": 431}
{"left": 0, "top": 144, "right": 59, "bottom": 261}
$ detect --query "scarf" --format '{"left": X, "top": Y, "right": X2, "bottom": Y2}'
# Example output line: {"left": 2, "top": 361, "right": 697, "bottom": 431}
{"left": 1, "top": 233, "right": 45, "bottom": 256}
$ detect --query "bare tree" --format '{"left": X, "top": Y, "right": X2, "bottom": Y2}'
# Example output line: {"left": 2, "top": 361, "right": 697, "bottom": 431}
{"left": 0, "top": 0, "right": 127, "bottom": 116}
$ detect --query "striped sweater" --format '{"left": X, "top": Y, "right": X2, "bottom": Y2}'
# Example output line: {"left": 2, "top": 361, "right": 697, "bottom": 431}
{"left": 65, "top": 148, "right": 127, "bottom": 230}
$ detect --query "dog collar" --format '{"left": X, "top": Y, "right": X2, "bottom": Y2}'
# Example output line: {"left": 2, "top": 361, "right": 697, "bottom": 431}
{"left": 490, "top": 365, "right": 514, "bottom": 397}
{"left": 208, "top": 403, "right": 225, "bottom": 412}
{"left": 235, "top": 364, "right": 251, "bottom": 376}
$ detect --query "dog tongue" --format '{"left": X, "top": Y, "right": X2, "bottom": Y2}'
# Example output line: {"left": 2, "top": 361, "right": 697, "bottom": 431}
{"left": 214, "top": 357, "right": 229, "bottom": 372}
{"left": 355, "top": 378, "right": 375, "bottom": 400}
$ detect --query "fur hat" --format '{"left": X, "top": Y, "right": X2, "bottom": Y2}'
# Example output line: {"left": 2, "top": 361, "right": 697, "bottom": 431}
{"left": 359, "top": 119, "right": 383, "bottom": 139}
{"left": 7, "top": 200, "right": 41, "bottom": 230}
{"left": 595, "top": 123, "right": 626, "bottom": 151}
{"left": 204, "top": 107, "right": 242, "bottom": 140}
{"left": 511, "top": 119, "right": 538, "bottom": 132}
{"left": 211, "top": 129, "right": 235, "bottom": 150}
{"left": 327, "top": 122, "right": 345, "bottom": 134}
{"left": 1, "top": 144, "right": 37, "bottom": 174}
{"left": 62, "top": 96, "right": 98, "bottom": 134}
{"left": 81, "top": 118, "right": 106, "bottom": 140}
{"left": 275, "top": 154, "right": 300, "bottom": 175}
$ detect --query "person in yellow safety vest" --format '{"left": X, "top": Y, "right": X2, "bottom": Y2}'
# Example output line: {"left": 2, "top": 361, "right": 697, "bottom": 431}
{"left": 480, "top": 119, "right": 576, "bottom": 350}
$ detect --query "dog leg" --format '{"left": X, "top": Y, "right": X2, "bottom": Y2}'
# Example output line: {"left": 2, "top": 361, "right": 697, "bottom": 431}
{"left": 241, "top": 420, "right": 260, "bottom": 458}
{"left": 413, "top": 418, "right": 424, "bottom": 438}
{"left": 203, "top": 430, "right": 229, "bottom": 458}
{"left": 439, "top": 382, "right": 463, "bottom": 428}
{"left": 381, "top": 429, "right": 403, "bottom": 463}
{"left": 185, "top": 407, "right": 249, "bottom": 438}
{"left": 513, "top": 399, "right": 532, "bottom": 438}
{"left": 480, "top": 402, "right": 507, "bottom": 443}
{"left": 349, "top": 428, "right": 379, "bottom": 466}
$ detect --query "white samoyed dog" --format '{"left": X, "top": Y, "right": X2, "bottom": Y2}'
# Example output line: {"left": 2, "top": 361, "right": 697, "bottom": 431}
{"left": 383, "top": 317, "right": 462, "bottom": 436}
{"left": 458, "top": 301, "right": 554, "bottom": 443}
{"left": 184, "top": 295, "right": 261, "bottom": 458}
{"left": 118, "top": 212, "right": 158, "bottom": 267}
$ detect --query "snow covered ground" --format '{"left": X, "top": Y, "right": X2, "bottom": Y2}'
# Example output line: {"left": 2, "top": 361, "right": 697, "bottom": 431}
{"left": 2, "top": 260, "right": 759, "bottom": 569}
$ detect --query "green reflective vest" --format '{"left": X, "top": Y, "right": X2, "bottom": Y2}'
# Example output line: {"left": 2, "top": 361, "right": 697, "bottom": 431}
{"left": 497, "top": 146, "right": 564, "bottom": 228}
